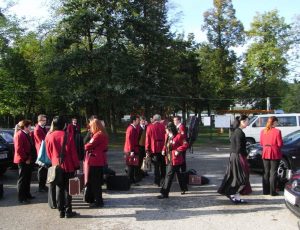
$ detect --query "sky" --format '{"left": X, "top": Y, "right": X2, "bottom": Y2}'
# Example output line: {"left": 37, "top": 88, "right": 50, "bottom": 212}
{"left": 2, "top": 0, "right": 300, "bottom": 43}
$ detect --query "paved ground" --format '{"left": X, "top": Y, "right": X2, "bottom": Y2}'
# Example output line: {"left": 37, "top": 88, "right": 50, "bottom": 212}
{"left": 0, "top": 144, "right": 299, "bottom": 230}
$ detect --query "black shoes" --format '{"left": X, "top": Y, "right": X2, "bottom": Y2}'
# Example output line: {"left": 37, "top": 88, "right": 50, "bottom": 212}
{"left": 271, "top": 192, "right": 280, "bottom": 196}
{"left": 90, "top": 202, "right": 104, "bottom": 208}
{"left": 27, "top": 195, "right": 35, "bottom": 200}
{"left": 38, "top": 187, "right": 49, "bottom": 193}
{"left": 65, "top": 211, "right": 77, "bottom": 218}
{"left": 157, "top": 194, "right": 168, "bottom": 199}
{"left": 18, "top": 200, "right": 30, "bottom": 205}
{"left": 181, "top": 191, "right": 186, "bottom": 195}
{"left": 228, "top": 196, "right": 247, "bottom": 204}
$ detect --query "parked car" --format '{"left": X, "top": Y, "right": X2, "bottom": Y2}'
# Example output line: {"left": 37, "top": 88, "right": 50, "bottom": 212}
{"left": 0, "top": 139, "right": 12, "bottom": 175}
{"left": 243, "top": 113, "right": 300, "bottom": 145}
{"left": 0, "top": 129, "right": 15, "bottom": 174}
{"left": 284, "top": 171, "right": 300, "bottom": 217}
{"left": 247, "top": 130, "right": 300, "bottom": 188}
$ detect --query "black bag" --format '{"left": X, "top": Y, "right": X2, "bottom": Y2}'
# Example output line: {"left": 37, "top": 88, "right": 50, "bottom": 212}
{"left": 83, "top": 186, "right": 94, "bottom": 203}
{"left": 187, "top": 116, "right": 200, "bottom": 150}
{"left": 106, "top": 175, "right": 130, "bottom": 191}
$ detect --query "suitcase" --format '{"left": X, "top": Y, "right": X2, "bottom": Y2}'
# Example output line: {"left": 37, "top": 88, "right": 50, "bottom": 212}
{"left": 189, "top": 175, "right": 202, "bottom": 185}
{"left": 106, "top": 175, "right": 130, "bottom": 191}
{"left": 69, "top": 174, "right": 84, "bottom": 195}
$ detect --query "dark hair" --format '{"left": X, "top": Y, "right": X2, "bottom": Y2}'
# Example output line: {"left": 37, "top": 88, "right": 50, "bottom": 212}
{"left": 232, "top": 115, "right": 248, "bottom": 129}
{"left": 130, "top": 115, "right": 139, "bottom": 123}
{"left": 167, "top": 122, "right": 178, "bottom": 136}
{"left": 52, "top": 116, "right": 67, "bottom": 131}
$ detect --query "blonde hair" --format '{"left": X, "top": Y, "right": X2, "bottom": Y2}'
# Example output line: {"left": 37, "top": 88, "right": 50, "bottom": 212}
{"left": 264, "top": 116, "right": 278, "bottom": 133}
{"left": 90, "top": 119, "right": 107, "bottom": 136}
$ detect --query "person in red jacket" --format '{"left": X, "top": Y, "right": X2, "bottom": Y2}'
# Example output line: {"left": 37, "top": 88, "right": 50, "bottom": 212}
{"left": 34, "top": 114, "right": 49, "bottom": 192}
{"left": 14, "top": 120, "right": 36, "bottom": 204}
{"left": 124, "top": 115, "right": 140, "bottom": 184}
{"left": 158, "top": 122, "right": 189, "bottom": 199}
{"left": 260, "top": 116, "right": 283, "bottom": 196}
{"left": 173, "top": 116, "right": 187, "bottom": 172}
{"left": 145, "top": 114, "right": 166, "bottom": 186}
{"left": 84, "top": 119, "right": 109, "bottom": 207}
{"left": 45, "top": 116, "right": 80, "bottom": 218}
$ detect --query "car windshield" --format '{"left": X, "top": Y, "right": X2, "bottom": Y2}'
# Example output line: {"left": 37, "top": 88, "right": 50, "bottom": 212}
{"left": 0, "top": 131, "right": 14, "bottom": 143}
{"left": 282, "top": 130, "right": 300, "bottom": 144}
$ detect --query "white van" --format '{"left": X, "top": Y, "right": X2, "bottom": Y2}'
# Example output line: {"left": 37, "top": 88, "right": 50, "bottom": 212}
{"left": 243, "top": 113, "right": 300, "bottom": 144}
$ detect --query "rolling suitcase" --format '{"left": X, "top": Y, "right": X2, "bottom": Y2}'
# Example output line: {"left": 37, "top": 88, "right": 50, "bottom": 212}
{"left": 106, "top": 175, "right": 130, "bottom": 191}
{"left": 69, "top": 174, "right": 84, "bottom": 195}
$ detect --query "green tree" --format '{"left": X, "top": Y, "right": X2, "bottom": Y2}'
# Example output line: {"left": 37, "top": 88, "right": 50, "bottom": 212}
{"left": 280, "top": 81, "right": 300, "bottom": 112}
{"left": 202, "top": 0, "right": 244, "bottom": 110}
{"left": 240, "top": 10, "right": 292, "bottom": 109}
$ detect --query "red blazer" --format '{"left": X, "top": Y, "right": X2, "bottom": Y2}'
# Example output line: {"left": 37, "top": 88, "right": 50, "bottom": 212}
{"left": 177, "top": 123, "right": 187, "bottom": 140}
{"left": 34, "top": 125, "right": 48, "bottom": 154}
{"left": 145, "top": 122, "right": 165, "bottom": 154}
{"left": 260, "top": 128, "right": 283, "bottom": 160}
{"left": 163, "top": 133, "right": 189, "bottom": 166}
{"left": 84, "top": 131, "right": 108, "bottom": 166}
{"left": 45, "top": 130, "right": 80, "bottom": 172}
{"left": 14, "top": 130, "right": 33, "bottom": 164}
{"left": 124, "top": 124, "right": 139, "bottom": 154}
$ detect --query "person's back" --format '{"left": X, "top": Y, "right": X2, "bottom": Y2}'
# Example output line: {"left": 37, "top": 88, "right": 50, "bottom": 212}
{"left": 146, "top": 121, "right": 165, "bottom": 154}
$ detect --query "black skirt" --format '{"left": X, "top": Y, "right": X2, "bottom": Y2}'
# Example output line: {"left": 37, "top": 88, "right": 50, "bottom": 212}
{"left": 217, "top": 153, "right": 247, "bottom": 196}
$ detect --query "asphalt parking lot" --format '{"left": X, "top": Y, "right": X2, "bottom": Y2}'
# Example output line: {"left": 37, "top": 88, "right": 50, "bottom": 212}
{"left": 0, "top": 145, "right": 299, "bottom": 230}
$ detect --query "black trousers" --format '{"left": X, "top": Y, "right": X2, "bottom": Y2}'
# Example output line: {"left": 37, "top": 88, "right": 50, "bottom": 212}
{"left": 48, "top": 182, "right": 57, "bottom": 209}
{"left": 127, "top": 165, "right": 139, "bottom": 183}
{"left": 161, "top": 164, "right": 188, "bottom": 196}
{"left": 38, "top": 166, "right": 48, "bottom": 189}
{"left": 87, "top": 166, "right": 103, "bottom": 205}
{"left": 262, "top": 159, "right": 280, "bottom": 195}
{"left": 56, "top": 171, "right": 75, "bottom": 214}
{"left": 138, "top": 146, "right": 146, "bottom": 169}
{"left": 180, "top": 151, "right": 187, "bottom": 173}
{"left": 17, "top": 163, "right": 33, "bottom": 201}
{"left": 152, "top": 153, "right": 166, "bottom": 186}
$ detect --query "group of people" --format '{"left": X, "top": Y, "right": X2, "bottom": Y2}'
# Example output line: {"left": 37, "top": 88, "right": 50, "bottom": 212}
{"left": 124, "top": 114, "right": 189, "bottom": 199}
{"left": 218, "top": 115, "right": 283, "bottom": 204}
{"left": 12, "top": 111, "right": 284, "bottom": 218}
{"left": 13, "top": 115, "right": 108, "bottom": 218}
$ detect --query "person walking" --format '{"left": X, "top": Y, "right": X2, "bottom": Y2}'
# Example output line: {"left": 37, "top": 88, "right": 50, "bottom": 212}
{"left": 45, "top": 116, "right": 80, "bottom": 218}
{"left": 260, "top": 116, "right": 283, "bottom": 196}
{"left": 84, "top": 119, "right": 109, "bottom": 207}
{"left": 33, "top": 114, "right": 49, "bottom": 192}
{"left": 173, "top": 116, "right": 187, "bottom": 173}
{"left": 14, "top": 120, "right": 36, "bottom": 204}
{"left": 145, "top": 114, "right": 166, "bottom": 187}
{"left": 218, "top": 115, "right": 251, "bottom": 204}
{"left": 124, "top": 116, "right": 140, "bottom": 185}
{"left": 158, "top": 122, "right": 188, "bottom": 199}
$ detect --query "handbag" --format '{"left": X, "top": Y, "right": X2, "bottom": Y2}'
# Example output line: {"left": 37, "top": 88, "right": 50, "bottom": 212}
{"left": 36, "top": 140, "right": 51, "bottom": 167}
{"left": 125, "top": 154, "right": 139, "bottom": 166}
{"left": 141, "top": 156, "right": 152, "bottom": 172}
{"left": 46, "top": 132, "right": 68, "bottom": 184}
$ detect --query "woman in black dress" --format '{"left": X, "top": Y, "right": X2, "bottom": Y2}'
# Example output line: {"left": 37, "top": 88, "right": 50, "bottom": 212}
{"left": 218, "top": 115, "right": 251, "bottom": 204}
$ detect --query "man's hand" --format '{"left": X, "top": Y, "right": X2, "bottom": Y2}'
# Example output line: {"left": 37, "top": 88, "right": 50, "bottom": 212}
{"left": 130, "top": 152, "right": 135, "bottom": 157}
{"left": 162, "top": 151, "right": 165, "bottom": 156}
{"left": 25, "top": 159, "right": 31, "bottom": 164}
{"left": 175, "top": 151, "right": 179, "bottom": 156}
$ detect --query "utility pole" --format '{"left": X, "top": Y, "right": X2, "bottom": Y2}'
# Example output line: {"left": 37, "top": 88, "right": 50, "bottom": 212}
{"left": 266, "top": 97, "right": 271, "bottom": 111}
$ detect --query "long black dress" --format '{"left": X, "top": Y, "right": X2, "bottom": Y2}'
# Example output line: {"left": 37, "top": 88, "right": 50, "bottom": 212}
{"left": 218, "top": 128, "right": 249, "bottom": 196}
